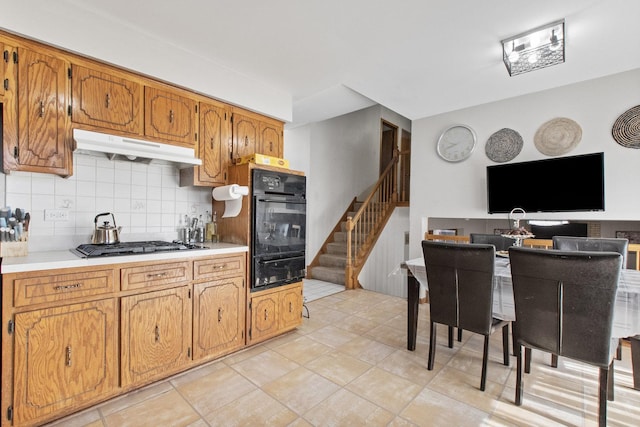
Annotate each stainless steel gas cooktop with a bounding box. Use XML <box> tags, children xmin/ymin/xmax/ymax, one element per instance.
<box><xmin>72</xmin><ymin>241</ymin><xmax>202</xmax><ymax>258</ymax></box>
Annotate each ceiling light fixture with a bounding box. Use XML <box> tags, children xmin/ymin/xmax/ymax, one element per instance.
<box><xmin>501</xmin><ymin>19</ymin><xmax>565</xmax><ymax>76</ymax></box>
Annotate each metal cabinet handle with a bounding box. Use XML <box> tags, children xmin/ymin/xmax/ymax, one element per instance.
<box><xmin>65</xmin><ymin>346</ymin><xmax>72</xmax><ymax>367</ymax></box>
<box><xmin>289</xmin><ymin>301</ymin><xmax>293</xmax><ymax>313</ymax></box>
<box><xmin>215</xmin><ymin>264</ymin><xmax>227</xmax><ymax>270</ymax></box>
<box><xmin>244</xmin><ymin>136</ymin><xmax>248</xmax><ymax>146</ymax></box>
<box><xmin>54</xmin><ymin>283</ymin><xmax>82</xmax><ymax>291</ymax></box>
<box><xmin>218</xmin><ymin>308</ymin><xmax>223</xmax><ymax>322</ymax></box>
<box><xmin>147</xmin><ymin>272</ymin><xmax>168</xmax><ymax>278</ymax></box>
<box><xmin>270</xmin><ymin>141</ymin><xmax>273</xmax><ymax>151</ymax></box>
<box><xmin>169</xmin><ymin>109</ymin><xmax>174</xmax><ymax>123</ymax></box>
<box><xmin>39</xmin><ymin>101</ymin><xmax>45</xmax><ymax>117</ymax></box>
<box><xmin>154</xmin><ymin>325</ymin><xmax>160</xmax><ymax>342</ymax></box>
<box><xmin>264</xmin><ymin>309</ymin><xmax>268</xmax><ymax>320</ymax></box>
<box><xmin>105</xmin><ymin>93</ymin><xmax>110</xmax><ymax>108</ymax></box>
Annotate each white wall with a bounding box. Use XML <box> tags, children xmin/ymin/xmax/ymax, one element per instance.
<box><xmin>359</xmin><ymin>207</ymin><xmax>409</xmax><ymax>298</ymax></box>
<box><xmin>409</xmin><ymin>68</ymin><xmax>640</xmax><ymax>259</ymax></box>
<box><xmin>0</xmin><ymin>8</ymin><xmax>291</xmax><ymax>122</ymax></box>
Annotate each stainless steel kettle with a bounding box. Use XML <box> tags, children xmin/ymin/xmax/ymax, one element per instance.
<box><xmin>91</xmin><ymin>212</ymin><xmax>122</xmax><ymax>244</ymax></box>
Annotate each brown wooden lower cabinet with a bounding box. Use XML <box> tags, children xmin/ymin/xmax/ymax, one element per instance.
<box><xmin>12</xmin><ymin>298</ymin><xmax>118</xmax><ymax>426</ymax></box>
<box><xmin>0</xmin><ymin>251</ymin><xmax>294</xmax><ymax>427</ymax></box>
<box><xmin>248</xmin><ymin>281</ymin><xmax>303</xmax><ymax>345</ymax></box>
<box><xmin>193</xmin><ymin>277</ymin><xmax>245</xmax><ymax>360</ymax></box>
<box><xmin>120</xmin><ymin>286</ymin><xmax>192</xmax><ymax>387</ymax></box>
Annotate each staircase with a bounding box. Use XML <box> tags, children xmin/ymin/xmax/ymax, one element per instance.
<box><xmin>307</xmin><ymin>156</ymin><xmax>399</xmax><ymax>288</ymax></box>
<box><xmin>307</xmin><ymin>201</ymin><xmax>365</xmax><ymax>285</ymax></box>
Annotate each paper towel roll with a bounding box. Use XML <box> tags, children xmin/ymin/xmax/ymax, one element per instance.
<box><xmin>212</xmin><ymin>184</ymin><xmax>249</xmax><ymax>218</ymax></box>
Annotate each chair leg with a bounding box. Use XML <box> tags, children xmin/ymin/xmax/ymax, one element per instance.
<box><xmin>616</xmin><ymin>338</ymin><xmax>622</xmax><ymax>361</ymax></box>
<box><xmin>524</xmin><ymin>347</ymin><xmax>532</xmax><ymax>374</ymax></box>
<box><xmin>481</xmin><ymin>335</ymin><xmax>489</xmax><ymax>391</ymax></box>
<box><xmin>502</xmin><ymin>324</ymin><xmax>510</xmax><ymax>366</ymax></box>
<box><xmin>599</xmin><ymin>367</ymin><xmax>609</xmax><ymax>427</ymax></box>
<box><xmin>428</xmin><ymin>320</ymin><xmax>436</xmax><ymax>370</ymax></box>
<box><xmin>448</xmin><ymin>326</ymin><xmax>454</xmax><ymax>348</ymax></box>
<box><xmin>457</xmin><ymin>328</ymin><xmax>462</xmax><ymax>342</ymax></box>
<box><xmin>607</xmin><ymin>359</ymin><xmax>615</xmax><ymax>402</ymax></box>
<box><xmin>515</xmin><ymin>344</ymin><xmax>523</xmax><ymax>406</ymax></box>
<box><xmin>551</xmin><ymin>353</ymin><xmax>558</xmax><ymax>368</ymax></box>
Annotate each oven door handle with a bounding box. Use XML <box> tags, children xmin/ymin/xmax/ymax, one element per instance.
<box><xmin>258</xmin><ymin>255</ymin><xmax>305</xmax><ymax>264</ymax></box>
<box><xmin>257</xmin><ymin>198</ymin><xmax>306</xmax><ymax>204</ymax></box>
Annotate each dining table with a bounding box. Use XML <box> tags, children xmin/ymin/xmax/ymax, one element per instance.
<box><xmin>403</xmin><ymin>255</ymin><xmax>640</xmax><ymax>390</ymax></box>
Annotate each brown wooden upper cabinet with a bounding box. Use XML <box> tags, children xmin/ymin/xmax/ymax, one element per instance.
<box><xmin>9</xmin><ymin>46</ymin><xmax>72</xmax><ymax>177</ymax></box>
<box><xmin>259</xmin><ymin>118</ymin><xmax>283</xmax><ymax>158</ymax></box>
<box><xmin>231</xmin><ymin>108</ymin><xmax>283</xmax><ymax>161</ymax></box>
<box><xmin>71</xmin><ymin>64</ymin><xmax>143</xmax><ymax>134</ymax></box>
<box><xmin>180</xmin><ymin>100</ymin><xmax>231</xmax><ymax>187</ymax></box>
<box><xmin>144</xmin><ymin>86</ymin><xmax>198</xmax><ymax>148</ymax></box>
<box><xmin>231</xmin><ymin>109</ymin><xmax>259</xmax><ymax>160</ymax></box>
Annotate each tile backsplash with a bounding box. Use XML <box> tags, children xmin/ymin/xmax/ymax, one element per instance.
<box><xmin>2</xmin><ymin>152</ymin><xmax>213</xmax><ymax>252</ymax></box>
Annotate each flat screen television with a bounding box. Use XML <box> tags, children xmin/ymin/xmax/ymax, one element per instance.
<box><xmin>486</xmin><ymin>152</ymin><xmax>605</xmax><ymax>214</ymax></box>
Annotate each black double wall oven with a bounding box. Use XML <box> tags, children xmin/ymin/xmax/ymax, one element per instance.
<box><xmin>251</xmin><ymin>169</ymin><xmax>306</xmax><ymax>291</ymax></box>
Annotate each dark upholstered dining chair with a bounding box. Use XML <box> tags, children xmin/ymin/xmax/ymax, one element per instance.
<box><xmin>553</xmin><ymin>235</ymin><xmax>629</xmax><ymax>361</ymax></box>
<box><xmin>470</xmin><ymin>233</ymin><xmax>515</xmax><ymax>252</ymax></box>
<box><xmin>508</xmin><ymin>247</ymin><xmax>622</xmax><ymax>427</ymax></box>
<box><xmin>552</xmin><ymin>235</ymin><xmax>629</xmax><ymax>267</ymax></box>
<box><xmin>421</xmin><ymin>240</ymin><xmax>510</xmax><ymax>391</ymax></box>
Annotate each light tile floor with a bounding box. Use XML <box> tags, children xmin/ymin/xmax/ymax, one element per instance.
<box><xmin>45</xmin><ymin>289</ymin><xmax>639</xmax><ymax>426</ymax></box>
<box><xmin>303</xmin><ymin>278</ymin><xmax>344</xmax><ymax>302</ymax></box>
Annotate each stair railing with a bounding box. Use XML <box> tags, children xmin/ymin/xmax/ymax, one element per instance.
<box><xmin>345</xmin><ymin>153</ymin><xmax>399</xmax><ymax>288</ymax></box>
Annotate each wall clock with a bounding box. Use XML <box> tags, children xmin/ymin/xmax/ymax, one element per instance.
<box><xmin>436</xmin><ymin>125</ymin><xmax>477</xmax><ymax>162</ymax></box>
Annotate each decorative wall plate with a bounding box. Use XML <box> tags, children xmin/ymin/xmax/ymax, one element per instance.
<box><xmin>485</xmin><ymin>128</ymin><xmax>523</xmax><ymax>162</ymax></box>
<box><xmin>534</xmin><ymin>117</ymin><xmax>582</xmax><ymax>156</ymax></box>
<box><xmin>612</xmin><ymin>105</ymin><xmax>640</xmax><ymax>148</ymax></box>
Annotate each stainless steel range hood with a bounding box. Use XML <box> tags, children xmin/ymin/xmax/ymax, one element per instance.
<box><xmin>73</xmin><ymin>129</ymin><xmax>202</xmax><ymax>168</ymax></box>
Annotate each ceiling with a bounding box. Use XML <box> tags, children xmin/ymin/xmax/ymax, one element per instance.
<box><xmin>4</xmin><ymin>0</ymin><xmax>640</xmax><ymax>128</ymax></box>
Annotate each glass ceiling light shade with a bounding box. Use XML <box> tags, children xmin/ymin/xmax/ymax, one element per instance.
<box><xmin>502</xmin><ymin>20</ymin><xmax>565</xmax><ymax>76</ymax></box>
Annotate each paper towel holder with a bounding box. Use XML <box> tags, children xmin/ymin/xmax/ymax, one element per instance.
<box><xmin>212</xmin><ymin>184</ymin><xmax>249</xmax><ymax>218</ymax></box>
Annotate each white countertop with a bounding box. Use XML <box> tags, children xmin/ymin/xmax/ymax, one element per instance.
<box><xmin>0</xmin><ymin>243</ymin><xmax>249</xmax><ymax>273</ymax></box>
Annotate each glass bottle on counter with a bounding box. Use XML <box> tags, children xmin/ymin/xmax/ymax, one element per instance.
<box><xmin>206</xmin><ymin>211</ymin><xmax>218</xmax><ymax>243</ymax></box>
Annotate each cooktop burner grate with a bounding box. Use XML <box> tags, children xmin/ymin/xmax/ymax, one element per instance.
<box><xmin>73</xmin><ymin>241</ymin><xmax>195</xmax><ymax>257</ymax></box>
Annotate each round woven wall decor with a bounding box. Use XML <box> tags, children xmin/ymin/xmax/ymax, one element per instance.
<box><xmin>485</xmin><ymin>128</ymin><xmax>523</xmax><ymax>162</ymax></box>
<box><xmin>612</xmin><ymin>105</ymin><xmax>640</xmax><ymax>148</ymax></box>
<box><xmin>534</xmin><ymin>117</ymin><xmax>582</xmax><ymax>156</ymax></box>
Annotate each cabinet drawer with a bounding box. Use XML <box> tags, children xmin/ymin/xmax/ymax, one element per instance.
<box><xmin>121</xmin><ymin>261</ymin><xmax>191</xmax><ymax>291</ymax></box>
<box><xmin>13</xmin><ymin>269</ymin><xmax>116</xmax><ymax>307</ymax></box>
<box><xmin>194</xmin><ymin>254</ymin><xmax>245</xmax><ymax>281</ymax></box>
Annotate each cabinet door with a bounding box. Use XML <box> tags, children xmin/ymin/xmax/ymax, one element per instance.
<box><xmin>258</xmin><ymin>120</ymin><xmax>283</xmax><ymax>158</ymax></box>
<box><xmin>0</xmin><ymin>41</ymin><xmax>6</xmax><ymax>97</ymax></box>
<box><xmin>193</xmin><ymin>277</ymin><xmax>245</xmax><ymax>360</ymax></box>
<box><xmin>13</xmin><ymin>299</ymin><xmax>117</xmax><ymax>425</ymax></box>
<box><xmin>71</xmin><ymin>64</ymin><xmax>142</xmax><ymax>134</ymax></box>
<box><xmin>16</xmin><ymin>47</ymin><xmax>71</xmax><ymax>176</ymax></box>
<box><xmin>196</xmin><ymin>101</ymin><xmax>231</xmax><ymax>186</ymax></box>
<box><xmin>121</xmin><ymin>287</ymin><xmax>192</xmax><ymax>387</ymax></box>
<box><xmin>1</xmin><ymin>42</ymin><xmax>18</xmax><ymax>174</ymax></box>
<box><xmin>144</xmin><ymin>86</ymin><xmax>197</xmax><ymax>148</ymax></box>
<box><xmin>279</xmin><ymin>283</ymin><xmax>303</xmax><ymax>330</ymax></box>
<box><xmin>249</xmin><ymin>291</ymin><xmax>279</xmax><ymax>343</ymax></box>
<box><xmin>231</xmin><ymin>112</ymin><xmax>259</xmax><ymax>160</ymax></box>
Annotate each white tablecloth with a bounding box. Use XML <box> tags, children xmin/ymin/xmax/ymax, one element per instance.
<box><xmin>404</xmin><ymin>256</ymin><xmax>640</xmax><ymax>341</ymax></box>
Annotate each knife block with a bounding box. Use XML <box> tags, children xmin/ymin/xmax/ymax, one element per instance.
<box><xmin>0</xmin><ymin>232</ymin><xmax>28</xmax><ymax>257</ymax></box>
